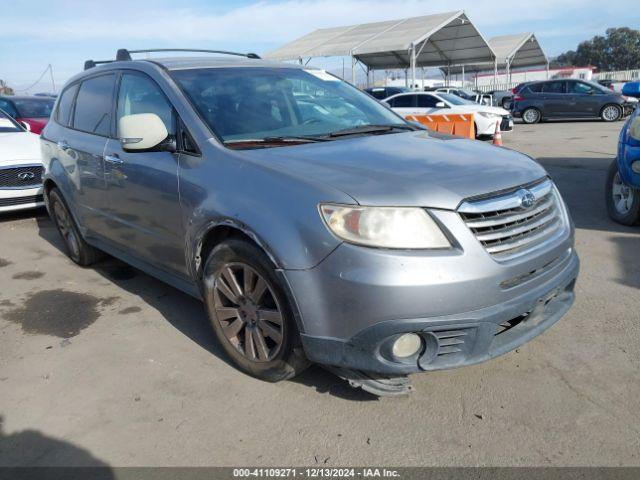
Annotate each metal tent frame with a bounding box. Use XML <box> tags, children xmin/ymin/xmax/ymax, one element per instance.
<box><xmin>264</xmin><ymin>11</ymin><xmax>497</xmax><ymax>89</ymax></box>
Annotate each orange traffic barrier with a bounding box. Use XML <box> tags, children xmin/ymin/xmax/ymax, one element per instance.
<box><xmin>405</xmin><ymin>114</ymin><xmax>475</xmax><ymax>139</ymax></box>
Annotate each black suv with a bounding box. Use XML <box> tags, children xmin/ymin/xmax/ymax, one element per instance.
<box><xmin>364</xmin><ymin>86</ymin><xmax>409</xmax><ymax>100</ymax></box>
<box><xmin>511</xmin><ymin>79</ymin><xmax>632</xmax><ymax>124</ymax></box>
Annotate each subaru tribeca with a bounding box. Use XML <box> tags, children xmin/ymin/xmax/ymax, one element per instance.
<box><xmin>40</xmin><ymin>49</ymin><xmax>579</xmax><ymax>395</ymax></box>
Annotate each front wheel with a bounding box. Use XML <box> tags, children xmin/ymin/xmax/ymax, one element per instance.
<box><xmin>202</xmin><ymin>239</ymin><xmax>309</xmax><ymax>382</ymax></box>
<box><xmin>601</xmin><ymin>104</ymin><xmax>622</xmax><ymax>122</ymax></box>
<box><xmin>606</xmin><ymin>160</ymin><xmax>640</xmax><ymax>225</ymax></box>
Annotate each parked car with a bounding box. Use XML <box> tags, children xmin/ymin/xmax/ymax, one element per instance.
<box><xmin>511</xmin><ymin>79</ymin><xmax>633</xmax><ymax>124</ymax></box>
<box><xmin>486</xmin><ymin>90</ymin><xmax>513</xmax><ymax>109</ymax></box>
<box><xmin>0</xmin><ymin>109</ymin><xmax>44</xmax><ymax>213</ymax></box>
<box><xmin>606</xmin><ymin>81</ymin><xmax>640</xmax><ymax>225</ymax></box>
<box><xmin>433</xmin><ymin>87</ymin><xmax>478</xmax><ymax>101</ymax></box>
<box><xmin>0</xmin><ymin>95</ymin><xmax>55</xmax><ymax>134</ymax></box>
<box><xmin>41</xmin><ymin>49</ymin><xmax>578</xmax><ymax>395</ymax></box>
<box><xmin>364</xmin><ymin>86</ymin><xmax>409</xmax><ymax>100</ymax></box>
<box><xmin>384</xmin><ymin>91</ymin><xmax>513</xmax><ymax>137</ymax></box>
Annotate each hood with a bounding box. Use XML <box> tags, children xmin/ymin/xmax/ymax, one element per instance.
<box><xmin>0</xmin><ymin>131</ymin><xmax>42</xmax><ymax>165</ymax></box>
<box><xmin>239</xmin><ymin>130</ymin><xmax>547</xmax><ymax>210</ymax></box>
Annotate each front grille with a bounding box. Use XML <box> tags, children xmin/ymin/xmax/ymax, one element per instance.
<box><xmin>500</xmin><ymin>115</ymin><xmax>513</xmax><ymax>131</ymax></box>
<box><xmin>0</xmin><ymin>165</ymin><xmax>43</xmax><ymax>188</ymax></box>
<box><xmin>459</xmin><ymin>179</ymin><xmax>565</xmax><ymax>261</ymax></box>
<box><xmin>0</xmin><ymin>194</ymin><xmax>43</xmax><ymax>207</ymax></box>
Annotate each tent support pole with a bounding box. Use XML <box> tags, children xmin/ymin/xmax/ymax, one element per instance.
<box><xmin>410</xmin><ymin>43</ymin><xmax>417</xmax><ymax>91</ymax></box>
<box><xmin>493</xmin><ymin>59</ymin><xmax>498</xmax><ymax>89</ymax></box>
<box><xmin>546</xmin><ymin>59</ymin><xmax>549</xmax><ymax>80</ymax></box>
<box><xmin>351</xmin><ymin>55</ymin><xmax>356</xmax><ymax>85</ymax></box>
<box><xmin>461</xmin><ymin>65</ymin><xmax>465</xmax><ymax>87</ymax></box>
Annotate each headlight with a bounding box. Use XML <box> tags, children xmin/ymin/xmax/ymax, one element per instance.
<box><xmin>320</xmin><ymin>204</ymin><xmax>451</xmax><ymax>249</ymax></box>
<box><xmin>477</xmin><ymin>112</ymin><xmax>502</xmax><ymax>119</ymax></box>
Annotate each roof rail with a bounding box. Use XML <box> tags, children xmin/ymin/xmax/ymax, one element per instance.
<box><xmin>116</xmin><ymin>48</ymin><xmax>261</xmax><ymax>60</ymax></box>
<box><xmin>85</xmin><ymin>48</ymin><xmax>261</xmax><ymax>70</ymax></box>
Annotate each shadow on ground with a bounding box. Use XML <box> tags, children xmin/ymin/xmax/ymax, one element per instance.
<box><xmin>0</xmin><ymin>415</ymin><xmax>113</xmax><ymax>473</ymax></box>
<box><xmin>34</xmin><ymin>216</ymin><xmax>372</xmax><ymax>401</ymax></box>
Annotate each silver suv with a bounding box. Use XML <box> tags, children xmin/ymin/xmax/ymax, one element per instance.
<box><xmin>40</xmin><ymin>49</ymin><xmax>579</xmax><ymax>394</ymax></box>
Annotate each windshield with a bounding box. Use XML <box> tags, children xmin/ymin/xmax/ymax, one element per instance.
<box><xmin>13</xmin><ymin>98</ymin><xmax>54</xmax><ymax>118</ymax></box>
<box><xmin>438</xmin><ymin>93</ymin><xmax>475</xmax><ymax>106</ymax></box>
<box><xmin>171</xmin><ymin>67</ymin><xmax>407</xmax><ymax>144</ymax></box>
<box><xmin>458</xmin><ymin>89</ymin><xmax>477</xmax><ymax>98</ymax></box>
<box><xmin>0</xmin><ymin>110</ymin><xmax>23</xmax><ymax>133</ymax></box>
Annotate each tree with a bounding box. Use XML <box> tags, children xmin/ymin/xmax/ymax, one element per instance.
<box><xmin>0</xmin><ymin>79</ymin><xmax>14</xmax><ymax>95</ymax></box>
<box><xmin>552</xmin><ymin>28</ymin><xmax>640</xmax><ymax>70</ymax></box>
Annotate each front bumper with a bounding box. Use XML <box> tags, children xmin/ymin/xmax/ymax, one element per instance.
<box><xmin>0</xmin><ymin>186</ymin><xmax>44</xmax><ymax>213</ymax></box>
<box><xmin>283</xmin><ymin>206</ymin><xmax>578</xmax><ymax>375</ymax></box>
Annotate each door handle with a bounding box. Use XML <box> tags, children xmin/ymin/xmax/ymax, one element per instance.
<box><xmin>104</xmin><ymin>154</ymin><xmax>124</xmax><ymax>165</ymax></box>
<box><xmin>57</xmin><ymin>140</ymin><xmax>69</xmax><ymax>151</ymax></box>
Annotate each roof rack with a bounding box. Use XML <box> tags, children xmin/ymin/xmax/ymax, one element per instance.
<box><xmin>85</xmin><ymin>48</ymin><xmax>261</xmax><ymax>70</ymax></box>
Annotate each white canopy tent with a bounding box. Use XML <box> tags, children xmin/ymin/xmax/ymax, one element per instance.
<box><xmin>265</xmin><ymin>11</ymin><xmax>496</xmax><ymax>88</ymax></box>
<box><xmin>446</xmin><ymin>33</ymin><xmax>548</xmax><ymax>85</ymax></box>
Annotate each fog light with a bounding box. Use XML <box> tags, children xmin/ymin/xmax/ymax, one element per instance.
<box><xmin>632</xmin><ymin>161</ymin><xmax>640</xmax><ymax>174</ymax></box>
<box><xmin>392</xmin><ymin>333</ymin><xmax>422</xmax><ymax>358</ymax></box>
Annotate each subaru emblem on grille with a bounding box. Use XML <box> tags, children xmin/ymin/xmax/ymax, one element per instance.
<box><xmin>517</xmin><ymin>189</ymin><xmax>536</xmax><ymax>209</ymax></box>
<box><xmin>17</xmin><ymin>171</ymin><xmax>35</xmax><ymax>181</ymax></box>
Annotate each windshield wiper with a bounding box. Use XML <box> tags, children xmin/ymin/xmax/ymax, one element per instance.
<box><xmin>224</xmin><ymin>135</ymin><xmax>330</xmax><ymax>147</ymax></box>
<box><xmin>327</xmin><ymin>124</ymin><xmax>417</xmax><ymax>138</ymax></box>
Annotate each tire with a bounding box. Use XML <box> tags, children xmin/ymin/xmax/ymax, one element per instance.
<box><xmin>606</xmin><ymin>160</ymin><xmax>640</xmax><ymax>225</ymax></box>
<box><xmin>600</xmin><ymin>104</ymin><xmax>622</xmax><ymax>122</ymax></box>
<box><xmin>522</xmin><ymin>107</ymin><xmax>541</xmax><ymax>124</ymax></box>
<box><xmin>48</xmin><ymin>188</ymin><xmax>102</xmax><ymax>266</ymax></box>
<box><xmin>202</xmin><ymin>239</ymin><xmax>309</xmax><ymax>382</ymax></box>
<box><xmin>501</xmin><ymin>97</ymin><xmax>511</xmax><ymax>109</ymax></box>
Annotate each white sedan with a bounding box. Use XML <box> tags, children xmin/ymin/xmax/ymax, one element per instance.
<box><xmin>0</xmin><ymin>109</ymin><xmax>44</xmax><ymax>213</ymax></box>
<box><xmin>384</xmin><ymin>91</ymin><xmax>513</xmax><ymax>137</ymax></box>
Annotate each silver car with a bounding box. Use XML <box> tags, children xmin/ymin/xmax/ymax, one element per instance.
<box><xmin>40</xmin><ymin>49</ymin><xmax>579</xmax><ymax>395</ymax></box>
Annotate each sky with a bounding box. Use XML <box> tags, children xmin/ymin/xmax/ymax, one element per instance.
<box><xmin>0</xmin><ymin>0</ymin><xmax>638</xmax><ymax>93</ymax></box>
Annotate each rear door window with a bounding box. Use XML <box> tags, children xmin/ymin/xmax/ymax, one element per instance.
<box><xmin>56</xmin><ymin>84</ymin><xmax>79</xmax><ymax>127</ymax></box>
<box><xmin>542</xmin><ymin>81</ymin><xmax>566</xmax><ymax>94</ymax></box>
<box><xmin>390</xmin><ymin>95</ymin><xmax>416</xmax><ymax>108</ymax></box>
<box><xmin>0</xmin><ymin>99</ymin><xmax>18</xmax><ymax>117</ymax></box>
<box><xmin>73</xmin><ymin>74</ymin><xmax>116</xmax><ymax>136</ymax></box>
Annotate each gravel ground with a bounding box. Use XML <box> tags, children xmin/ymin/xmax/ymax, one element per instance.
<box><xmin>0</xmin><ymin>120</ymin><xmax>639</xmax><ymax>467</ymax></box>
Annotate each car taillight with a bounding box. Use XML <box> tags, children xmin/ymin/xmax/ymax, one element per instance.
<box><xmin>513</xmin><ymin>94</ymin><xmax>524</xmax><ymax>101</ymax></box>
<box><xmin>511</xmin><ymin>87</ymin><xmax>517</xmax><ymax>94</ymax></box>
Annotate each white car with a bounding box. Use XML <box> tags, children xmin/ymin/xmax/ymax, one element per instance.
<box><xmin>385</xmin><ymin>91</ymin><xmax>513</xmax><ymax>137</ymax></box>
<box><xmin>0</xmin><ymin>109</ymin><xmax>44</xmax><ymax>213</ymax></box>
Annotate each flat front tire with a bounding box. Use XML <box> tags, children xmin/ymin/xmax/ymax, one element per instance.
<box><xmin>606</xmin><ymin>160</ymin><xmax>640</xmax><ymax>225</ymax></box>
<box><xmin>202</xmin><ymin>239</ymin><xmax>309</xmax><ymax>382</ymax></box>
<box><xmin>48</xmin><ymin>188</ymin><xmax>101</xmax><ymax>266</ymax></box>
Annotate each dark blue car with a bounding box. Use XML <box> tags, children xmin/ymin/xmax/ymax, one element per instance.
<box><xmin>606</xmin><ymin>82</ymin><xmax>640</xmax><ymax>225</ymax></box>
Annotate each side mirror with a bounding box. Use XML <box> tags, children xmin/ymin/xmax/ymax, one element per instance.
<box><xmin>435</xmin><ymin>101</ymin><xmax>447</xmax><ymax>108</ymax></box>
<box><xmin>20</xmin><ymin>121</ymin><xmax>31</xmax><ymax>132</ymax></box>
<box><xmin>118</xmin><ymin>113</ymin><xmax>172</xmax><ymax>152</ymax></box>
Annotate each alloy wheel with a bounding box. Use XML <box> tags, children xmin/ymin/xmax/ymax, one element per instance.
<box><xmin>211</xmin><ymin>263</ymin><xmax>284</xmax><ymax>362</ymax></box>
<box><xmin>523</xmin><ymin>109</ymin><xmax>539</xmax><ymax>124</ymax></box>
<box><xmin>611</xmin><ymin>171</ymin><xmax>635</xmax><ymax>214</ymax></box>
<box><xmin>602</xmin><ymin>105</ymin><xmax>620</xmax><ymax>122</ymax></box>
<box><xmin>53</xmin><ymin>201</ymin><xmax>80</xmax><ymax>258</ymax></box>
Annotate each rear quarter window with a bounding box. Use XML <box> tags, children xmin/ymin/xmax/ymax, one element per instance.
<box><xmin>526</xmin><ymin>83</ymin><xmax>543</xmax><ymax>93</ymax></box>
<box><xmin>56</xmin><ymin>84</ymin><xmax>79</xmax><ymax>127</ymax></box>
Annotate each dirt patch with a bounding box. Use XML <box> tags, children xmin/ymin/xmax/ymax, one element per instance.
<box><xmin>119</xmin><ymin>306</ymin><xmax>142</xmax><ymax>315</ymax></box>
<box><xmin>12</xmin><ymin>271</ymin><xmax>45</xmax><ymax>280</ymax></box>
<box><xmin>2</xmin><ymin>290</ymin><xmax>116</xmax><ymax>338</ymax></box>
<box><xmin>0</xmin><ymin>258</ymin><xmax>11</xmax><ymax>268</ymax></box>
<box><xmin>0</xmin><ymin>299</ymin><xmax>15</xmax><ymax>307</ymax></box>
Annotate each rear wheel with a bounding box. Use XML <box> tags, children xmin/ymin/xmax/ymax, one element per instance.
<box><xmin>48</xmin><ymin>188</ymin><xmax>101</xmax><ymax>266</ymax></box>
<box><xmin>601</xmin><ymin>104</ymin><xmax>622</xmax><ymax>122</ymax></box>
<box><xmin>202</xmin><ymin>239</ymin><xmax>309</xmax><ymax>382</ymax></box>
<box><xmin>606</xmin><ymin>160</ymin><xmax>640</xmax><ymax>225</ymax></box>
<box><xmin>522</xmin><ymin>107</ymin><xmax>541</xmax><ymax>124</ymax></box>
